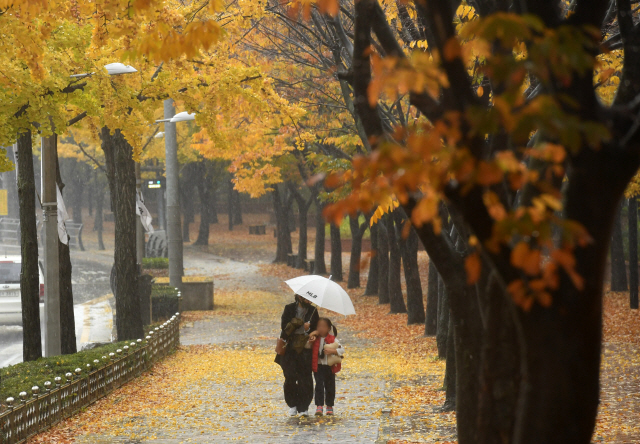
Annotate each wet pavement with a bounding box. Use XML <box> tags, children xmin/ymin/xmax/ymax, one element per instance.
<box><xmin>0</xmin><ymin>246</ymin><xmax>114</xmax><ymax>366</ymax></box>
<box><xmin>63</xmin><ymin>248</ymin><xmax>387</xmax><ymax>444</ymax></box>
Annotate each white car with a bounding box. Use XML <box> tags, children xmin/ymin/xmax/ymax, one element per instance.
<box><xmin>0</xmin><ymin>256</ymin><xmax>44</xmax><ymax>325</ymax></box>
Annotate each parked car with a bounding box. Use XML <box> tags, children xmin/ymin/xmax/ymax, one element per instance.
<box><xmin>0</xmin><ymin>256</ymin><xmax>44</xmax><ymax>325</ymax></box>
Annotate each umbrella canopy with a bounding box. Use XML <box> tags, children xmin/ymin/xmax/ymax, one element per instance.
<box><xmin>285</xmin><ymin>275</ymin><xmax>356</xmax><ymax>316</ymax></box>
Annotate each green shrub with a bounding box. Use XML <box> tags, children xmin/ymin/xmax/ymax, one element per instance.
<box><xmin>0</xmin><ymin>319</ymin><xmax>168</xmax><ymax>406</ymax></box>
<box><xmin>152</xmin><ymin>284</ymin><xmax>180</xmax><ymax>321</ymax></box>
<box><xmin>151</xmin><ymin>284</ymin><xmax>179</xmax><ymax>298</ymax></box>
<box><xmin>1</xmin><ymin>340</ymin><xmax>131</xmax><ymax>404</ymax></box>
<box><xmin>143</xmin><ymin>257</ymin><xmax>169</xmax><ymax>269</ymax></box>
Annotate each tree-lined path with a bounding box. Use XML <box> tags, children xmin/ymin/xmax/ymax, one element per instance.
<box><xmin>33</xmin><ymin>248</ymin><xmax>391</xmax><ymax>443</ymax></box>
<box><xmin>24</xmin><ymin>234</ymin><xmax>640</xmax><ymax>444</ymax></box>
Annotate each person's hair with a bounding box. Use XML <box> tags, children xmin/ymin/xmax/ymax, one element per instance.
<box><xmin>295</xmin><ymin>294</ymin><xmax>309</xmax><ymax>305</ymax></box>
<box><xmin>317</xmin><ymin>317</ymin><xmax>338</xmax><ymax>337</ymax></box>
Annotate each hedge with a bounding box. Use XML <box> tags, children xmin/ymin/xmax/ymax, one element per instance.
<box><xmin>151</xmin><ymin>284</ymin><xmax>180</xmax><ymax>322</ymax></box>
<box><xmin>142</xmin><ymin>257</ymin><xmax>169</xmax><ymax>269</ymax></box>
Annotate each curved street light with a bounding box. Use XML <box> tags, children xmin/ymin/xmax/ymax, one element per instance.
<box><xmin>69</xmin><ymin>62</ymin><xmax>138</xmax><ymax>79</ymax></box>
<box><xmin>169</xmin><ymin>112</ymin><xmax>196</xmax><ymax>123</ymax></box>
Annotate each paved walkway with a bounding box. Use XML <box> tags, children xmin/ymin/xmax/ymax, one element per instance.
<box><xmin>56</xmin><ymin>249</ymin><xmax>387</xmax><ymax>443</ymax></box>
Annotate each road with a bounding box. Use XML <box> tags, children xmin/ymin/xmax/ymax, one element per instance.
<box><xmin>0</xmin><ymin>245</ymin><xmax>114</xmax><ymax>367</ymax></box>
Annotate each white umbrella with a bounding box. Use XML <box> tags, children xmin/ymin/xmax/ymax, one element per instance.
<box><xmin>285</xmin><ymin>275</ymin><xmax>356</xmax><ymax>316</ymax></box>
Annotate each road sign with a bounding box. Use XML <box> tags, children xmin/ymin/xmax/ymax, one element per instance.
<box><xmin>145</xmin><ymin>179</ymin><xmax>164</xmax><ymax>190</ymax></box>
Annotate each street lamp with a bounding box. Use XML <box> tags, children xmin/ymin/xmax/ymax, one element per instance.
<box><xmin>154</xmin><ymin>104</ymin><xmax>196</xmax><ymax>290</ymax></box>
<box><xmin>41</xmin><ymin>62</ymin><xmax>138</xmax><ymax>358</ymax></box>
<box><xmin>69</xmin><ymin>63</ymin><xmax>138</xmax><ymax>79</ymax></box>
<box><xmin>170</xmin><ymin>112</ymin><xmax>196</xmax><ymax>122</ymax></box>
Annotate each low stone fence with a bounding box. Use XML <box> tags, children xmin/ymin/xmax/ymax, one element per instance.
<box><xmin>0</xmin><ymin>314</ymin><xmax>181</xmax><ymax>444</ymax></box>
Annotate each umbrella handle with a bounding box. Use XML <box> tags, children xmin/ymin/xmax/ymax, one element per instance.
<box><xmin>307</xmin><ymin>307</ymin><xmax>318</xmax><ymax>328</ymax></box>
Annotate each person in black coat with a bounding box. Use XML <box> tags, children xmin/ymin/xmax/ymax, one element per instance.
<box><xmin>276</xmin><ymin>294</ymin><xmax>319</xmax><ymax>416</ymax></box>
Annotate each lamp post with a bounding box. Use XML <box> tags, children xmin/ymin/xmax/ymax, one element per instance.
<box><xmin>41</xmin><ymin>130</ymin><xmax>60</xmax><ymax>357</ymax></box>
<box><xmin>42</xmin><ymin>62</ymin><xmax>138</xmax><ymax>357</ymax></box>
<box><xmin>156</xmin><ymin>105</ymin><xmax>195</xmax><ymax>290</ymax></box>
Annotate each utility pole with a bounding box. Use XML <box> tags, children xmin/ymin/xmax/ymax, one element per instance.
<box><xmin>163</xmin><ymin>99</ymin><xmax>183</xmax><ymax>289</ymax></box>
<box><xmin>41</xmin><ymin>133</ymin><xmax>61</xmax><ymax>357</ymax></box>
<box><xmin>135</xmin><ymin>162</ymin><xmax>144</xmax><ymax>271</ymax></box>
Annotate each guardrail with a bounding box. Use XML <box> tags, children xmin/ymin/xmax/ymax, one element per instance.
<box><xmin>0</xmin><ymin>313</ymin><xmax>181</xmax><ymax>444</ymax></box>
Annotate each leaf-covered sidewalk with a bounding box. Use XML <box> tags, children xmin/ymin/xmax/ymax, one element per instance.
<box><xmin>30</xmin><ymin>253</ymin><xmax>446</xmax><ymax>443</ymax></box>
<box><xmin>28</xmin><ymin>248</ymin><xmax>640</xmax><ymax>443</ymax></box>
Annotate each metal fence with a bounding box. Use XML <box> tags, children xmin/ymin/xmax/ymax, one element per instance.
<box><xmin>0</xmin><ymin>313</ymin><xmax>181</xmax><ymax>444</ymax></box>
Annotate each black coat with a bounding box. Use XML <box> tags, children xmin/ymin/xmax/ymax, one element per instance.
<box><xmin>275</xmin><ymin>302</ymin><xmax>319</xmax><ymax>365</ymax></box>
<box><xmin>280</xmin><ymin>302</ymin><xmax>319</xmax><ymax>337</ymax></box>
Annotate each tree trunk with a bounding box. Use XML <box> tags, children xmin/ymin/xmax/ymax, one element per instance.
<box><xmin>441</xmin><ymin>311</ymin><xmax>456</xmax><ymax>411</ymax></box>
<box><xmin>410</xmin><ymin>211</ymin><xmax>485</xmax><ymax>443</ymax></box>
<box><xmin>94</xmin><ymin>172</ymin><xmax>105</xmax><ymax>251</ymax></box>
<box><xmin>476</xmin><ymin>274</ymin><xmax>520</xmax><ymax>444</ymax></box>
<box><xmin>314</xmin><ymin>199</ymin><xmax>327</xmax><ymax>275</ymax></box>
<box><xmin>210</xmin><ymin>188</ymin><xmax>219</xmax><ymax>223</ymax></box>
<box><xmin>273</xmin><ymin>185</ymin><xmax>292</xmax><ymax>263</ymax></box>
<box><xmin>295</xmin><ymin>197</ymin><xmax>310</xmax><ymax>269</ymax></box>
<box><xmin>377</xmin><ymin>220</ymin><xmax>390</xmax><ymax>304</ymax></box>
<box><xmin>6</xmin><ymin>145</ymin><xmax>19</xmax><ymax>218</ymax></box>
<box><xmin>227</xmin><ymin>179</ymin><xmax>234</xmax><ymax>231</ymax></box>
<box><xmin>72</xmin><ymin>177</ymin><xmax>83</xmax><ymax>224</ymax></box>
<box><xmin>451</xmin><ymin>284</ymin><xmax>484</xmax><ymax>444</ymax></box>
<box><xmin>101</xmin><ymin>127</ymin><xmax>143</xmax><ymax>341</ymax></box>
<box><xmin>399</xmin><ymin>223</ymin><xmax>424</xmax><ymax>324</ymax></box>
<box><xmin>364</xmin><ymin>221</ymin><xmax>379</xmax><ymax>295</ymax></box>
<box><xmin>387</xmin><ymin>213</ymin><xmax>407</xmax><ymax>314</ymax></box>
<box><xmin>181</xmin><ymin>176</ymin><xmax>194</xmax><ymax>243</ymax></box>
<box><xmin>610</xmin><ymin>201</ymin><xmax>628</xmax><ymax>291</ymax></box>
<box><xmin>629</xmin><ymin>197</ymin><xmax>638</xmax><ymax>309</ymax></box>
<box><xmin>330</xmin><ymin>222</ymin><xmax>343</xmax><ymax>281</ymax></box>
<box><xmin>511</xmin><ymin>150</ymin><xmax>630</xmax><ymax>443</ymax></box>
<box><xmin>347</xmin><ymin>214</ymin><xmax>364</xmax><ymax>288</ymax></box>
<box><xmin>233</xmin><ymin>189</ymin><xmax>242</xmax><ymax>225</ymax></box>
<box><xmin>88</xmin><ymin>176</ymin><xmax>93</xmax><ymax>217</ymax></box>
<box><xmin>194</xmin><ymin>165</ymin><xmax>211</xmax><ymax>246</ymax></box>
<box><xmin>17</xmin><ymin>130</ymin><xmax>42</xmax><ymax>362</ymax></box>
<box><xmin>425</xmin><ymin>260</ymin><xmax>439</xmax><ymax>335</ymax></box>
<box><xmin>436</xmin><ymin>274</ymin><xmax>449</xmax><ymax>359</ymax></box>
<box><xmin>55</xmin><ymin>146</ymin><xmax>77</xmax><ymax>355</ymax></box>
